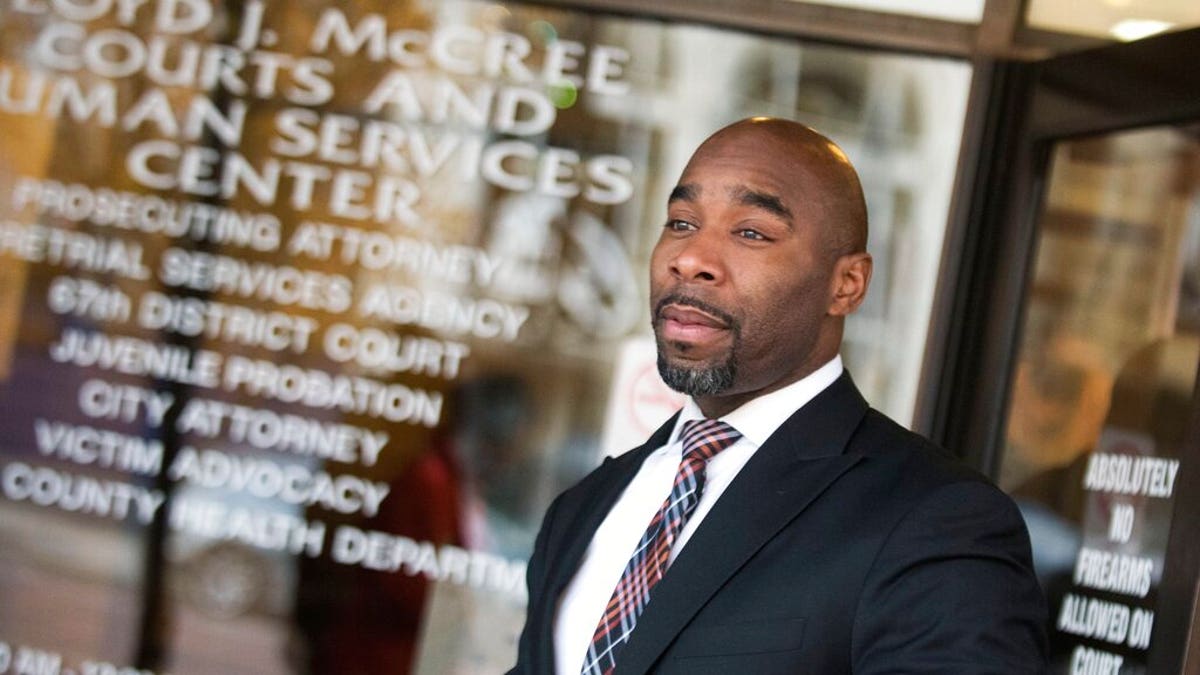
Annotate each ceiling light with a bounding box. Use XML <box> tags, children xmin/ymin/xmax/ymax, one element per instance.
<box><xmin>1109</xmin><ymin>18</ymin><xmax>1175</xmax><ymax>42</ymax></box>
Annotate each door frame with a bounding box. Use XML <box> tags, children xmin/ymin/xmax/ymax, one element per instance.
<box><xmin>922</xmin><ymin>26</ymin><xmax>1200</xmax><ymax>673</ymax></box>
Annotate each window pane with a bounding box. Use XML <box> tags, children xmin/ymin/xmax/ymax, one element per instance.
<box><xmin>794</xmin><ymin>0</ymin><xmax>983</xmax><ymax>23</ymax></box>
<box><xmin>0</xmin><ymin>1</ymin><xmax>970</xmax><ymax>672</ymax></box>
<box><xmin>999</xmin><ymin>126</ymin><xmax>1200</xmax><ymax>672</ymax></box>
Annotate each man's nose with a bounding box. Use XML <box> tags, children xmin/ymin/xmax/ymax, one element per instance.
<box><xmin>669</xmin><ymin>230</ymin><xmax>724</xmax><ymax>284</ymax></box>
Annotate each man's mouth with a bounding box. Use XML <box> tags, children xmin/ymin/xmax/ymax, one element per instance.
<box><xmin>655</xmin><ymin>297</ymin><xmax>735</xmax><ymax>345</ymax></box>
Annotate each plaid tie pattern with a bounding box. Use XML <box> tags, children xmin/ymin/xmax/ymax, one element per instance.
<box><xmin>581</xmin><ymin>418</ymin><xmax>742</xmax><ymax>675</ymax></box>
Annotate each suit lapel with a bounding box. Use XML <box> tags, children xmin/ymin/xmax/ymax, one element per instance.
<box><xmin>615</xmin><ymin>374</ymin><xmax>870</xmax><ymax>675</ymax></box>
<box><xmin>543</xmin><ymin>413</ymin><xmax>681</xmax><ymax>599</ymax></box>
<box><xmin>531</xmin><ymin>415</ymin><xmax>679</xmax><ymax>674</ymax></box>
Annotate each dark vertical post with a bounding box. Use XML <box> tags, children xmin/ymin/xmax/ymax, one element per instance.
<box><xmin>132</xmin><ymin>1</ymin><xmax>247</xmax><ymax>667</ymax></box>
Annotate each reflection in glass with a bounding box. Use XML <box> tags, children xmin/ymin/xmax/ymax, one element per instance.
<box><xmin>0</xmin><ymin>1</ymin><xmax>969</xmax><ymax>673</ymax></box>
<box><xmin>1000</xmin><ymin>126</ymin><xmax>1200</xmax><ymax>673</ymax></box>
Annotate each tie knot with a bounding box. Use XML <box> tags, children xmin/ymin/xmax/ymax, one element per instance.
<box><xmin>680</xmin><ymin>418</ymin><xmax>741</xmax><ymax>462</ymax></box>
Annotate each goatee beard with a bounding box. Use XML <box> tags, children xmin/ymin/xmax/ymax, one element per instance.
<box><xmin>652</xmin><ymin>293</ymin><xmax>739</xmax><ymax>396</ymax></box>
<box><xmin>656</xmin><ymin>346</ymin><xmax>737</xmax><ymax>396</ymax></box>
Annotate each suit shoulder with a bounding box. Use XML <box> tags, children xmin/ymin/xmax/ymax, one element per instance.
<box><xmin>839</xmin><ymin>410</ymin><xmax>1033</xmax><ymax>563</ymax></box>
<box><xmin>850</xmin><ymin>408</ymin><xmax>994</xmax><ymax>491</ymax></box>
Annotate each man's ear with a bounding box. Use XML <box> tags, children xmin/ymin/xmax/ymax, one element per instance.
<box><xmin>828</xmin><ymin>252</ymin><xmax>872</xmax><ymax>317</ymax></box>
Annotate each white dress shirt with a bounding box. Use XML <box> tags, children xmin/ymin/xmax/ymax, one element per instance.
<box><xmin>552</xmin><ymin>356</ymin><xmax>844</xmax><ymax>674</ymax></box>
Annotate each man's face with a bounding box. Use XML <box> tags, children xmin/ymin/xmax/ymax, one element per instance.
<box><xmin>650</xmin><ymin>131</ymin><xmax>838</xmax><ymax>406</ymax></box>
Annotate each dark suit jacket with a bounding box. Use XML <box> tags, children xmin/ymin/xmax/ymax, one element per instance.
<box><xmin>509</xmin><ymin>373</ymin><xmax>1048</xmax><ymax>674</ymax></box>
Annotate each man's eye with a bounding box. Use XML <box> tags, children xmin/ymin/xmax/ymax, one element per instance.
<box><xmin>737</xmin><ymin>229</ymin><xmax>767</xmax><ymax>241</ymax></box>
<box><xmin>666</xmin><ymin>220</ymin><xmax>695</xmax><ymax>231</ymax></box>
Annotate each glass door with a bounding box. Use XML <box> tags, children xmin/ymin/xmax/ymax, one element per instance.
<box><xmin>928</xmin><ymin>27</ymin><xmax>1200</xmax><ymax>675</ymax></box>
<box><xmin>1003</xmin><ymin>124</ymin><xmax>1200</xmax><ymax>674</ymax></box>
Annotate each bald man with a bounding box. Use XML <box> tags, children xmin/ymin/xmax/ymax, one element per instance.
<box><xmin>508</xmin><ymin>119</ymin><xmax>1047</xmax><ymax>674</ymax></box>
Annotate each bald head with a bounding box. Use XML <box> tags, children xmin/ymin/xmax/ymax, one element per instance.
<box><xmin>687</xmin><ymin>118</ymin><xmax>868</xmax><ymax>257</ymax></box>
<box><xmin>652</xmin><ymin>117</ymin><xmax>875</xmax><ymax>415</ymax></box>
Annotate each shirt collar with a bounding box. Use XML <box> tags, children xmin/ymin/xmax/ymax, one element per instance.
<box><xmin>670</xmin><ymin>355</ymin><xmax>844</xmax><ymax>449</ymax></box>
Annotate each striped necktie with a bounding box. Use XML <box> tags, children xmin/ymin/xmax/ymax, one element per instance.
<box><xmin>581</xmin><ymin>418</ymin><xmax>742</xmax><ymax>675</ymax></box>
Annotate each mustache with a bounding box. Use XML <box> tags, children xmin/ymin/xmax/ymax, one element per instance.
<box><xmin>654</xmin><ymin>293</ymin><xmax>738</xmax><ymax>328</ymax></box>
